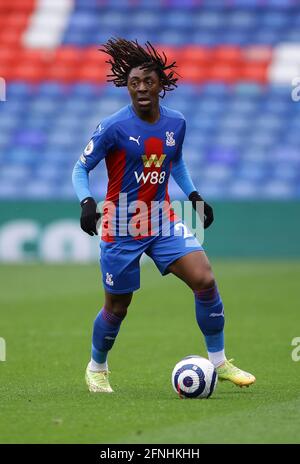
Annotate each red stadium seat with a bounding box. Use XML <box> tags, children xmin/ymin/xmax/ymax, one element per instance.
<box><xmin>155</xmin><ymin>45</ymin><xmax>179</xmax><ymax>66</ymax></box>
<box><xmin>0</xmin><ymin>56</ymin><xmax>16</xmax><ymax>78</ymax></box>
<box><xmin>241</xmin><ymin>63</ymin><xmax>268</xmax><ymax>84</ymax></box>
<box><xmin>0</xmin><ymin>27</ymin><xmax>23</xmax><ymax>47</ymax></box>
<box><xmin>18</xmin><ymin>48</ymin><xmax>50</xmax><ymax>62</ymax></box>
<box><xmin>210</xmin><ymin>63</ymin><xmax>240</xmax><ymax>83</ymax></box>
<box><xmin>8</xmin><ymin>0</ymin><xmax>35</xmax><ymax>12</ymax></box>
<box><xmin>180</xmin><ymin>46</ymin><xmax>211</xmax><ymax>64</ymax></box>
<box><xmin>243</xmin><ymin>45</ymin><xmax>273</xmax><ymax>63</ymax></box>
<box><xmin>0</xmin><ymin>62</ymin><xmax>15</xmax><ymax>81</ymax></box>
<box><xmin>47</xmin><ymin>63</ymin><xmax>78</xmax><ymax>83</ymax></box>
<box><xmin>5</xmin><ymin>12</ymin><xmax>29</xmax><ymax>30</ymax></box>
<box><xmin>0</xmin><ymin>15</ymin><xmax>7</xmax><ymax>29</ymax></box>
<box><xmin>77</xmin><ymin>64</ymin><xmax>109</xmax><ymax>84</ymax></box>
<box><xmin>212</xmin><ymin>45</ymin><xmax>242</xmax><ymax>63</ymax></box>
<box><xmin>0</xmin><ymin>47</ymin><xmax>15</xmax><ymax>63</ymax></box>
<box><xmin>54</xmin><ymin>46</ymin><xmax>83</xmax><ymax>65</ymax></box>
<box><xmin>14</xmin><ymin>49</ymin><xmax>51</xmax><ymax>81</ymax></box>
<box><xmin>84</xmin><ymin>46</ymin><xmax>105</xmax><ymax>63</ymax></box>
<box><xmin>179</xmin><ymin>57</ymin><xmax>211</xmax><ymax>75</ymax></box>
<box><xmin>11</xmin><ymin>62</ymin><xmax>47</xmax><ymax>82</ymax></box>
<box><xmin>180</xmin><ymin>64</ymin><xmax>210</xmax><ymax>83</ymax></box>
<box><xmin>82</xmin><ymin>48</ymin><xmax>109</xmax><ymax>78</ymax></box>
<box><xmin>0</xmin><ymin>2</ymin><xmax>12</xmax><ymax>13</ymax></box>
<box><xmin>177</xmin><ymin>50</ymin><xmax>212</xmax><ymax>72</ymax></box>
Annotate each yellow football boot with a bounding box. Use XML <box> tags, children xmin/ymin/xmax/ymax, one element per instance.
<box><xmin>217</xmin><ymin>359</ymin><xmax>256</xmax><ymax>387</ymax></box>
<box><xmin>85</xmin><ymin>367</ymin><xmax>113</xmax><ymax>393</ymax></box>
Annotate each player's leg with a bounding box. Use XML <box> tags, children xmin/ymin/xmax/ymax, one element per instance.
<box><xmin>90</xmin><ymin>290</ymin><xmax>132</xmax><ymax>372</ymax></box>
<box><xmin>149</xmin><ymin>225</ymin><xmax>255</xmax><ymax>387</ymax></box>
<box><xmin>86</xmin><ymin>291</ymin><xmax>133</xmax><ymax>393</ymax></box>
<box><xmin>86</xmin><ymin>238</ymin><xmax>145</xmax><ymax>392</ymax></box>
<box><xmin>168</xmin><ymin>250</ymin><xmax>226</xmax><ymax>368</ymax></box>
<box><xmin>168</xmin><ymin>251</ymin><xmax>255</xmax><ymax>386</ymax></box>
<box><xmin>147</xmin><ymin>231</ymin><xmax>225</xmax><ymax>367</ymax></box>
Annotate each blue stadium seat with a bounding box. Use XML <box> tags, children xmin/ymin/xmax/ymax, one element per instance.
<box><xmin>228</xmin><ymin>11</ymin><xmax>257</xmax><ymax>28</ymax></box>
<box><xmin>1</xmin><ymin>0</ymin><xmax>299</xmax><ymax>200</ymax></box>
<box><xmin>71</xmin><ymin>83</ymin><xmax>101</xmax><ymax>97</ymax></box>
<box><xmin>7</xmin><ymin>82</ymin><xmax>35</xmax><ymax>99</ymax></box>
<box><xmin>38</xmin><ymin>82</ymin><xmax>68</xmax><ymax>98</ymax></box>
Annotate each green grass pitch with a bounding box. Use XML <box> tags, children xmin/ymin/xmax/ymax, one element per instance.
<box><xmin>1</xmin><ymin>260</ymin><xmax>300</xmax><ymax>444</ymax></box>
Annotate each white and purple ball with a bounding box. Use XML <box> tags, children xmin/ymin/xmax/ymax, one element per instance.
<box><xmin>171</xmin><ymin>355</ymin><xmax>218</xmax><ymax>399</ymax></box>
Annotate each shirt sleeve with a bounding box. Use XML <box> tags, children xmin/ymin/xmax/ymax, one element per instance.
<box><xmin>72</xmin><ymin>121</ymin><xmax>116</xmax><ymax>202</ymax></box>
<box><xmin>171</xmin><ymin>118</ymin><xmax>196</xmax><ymax>197</ymax></box>
<box><xmin>72</xmin><ymin>161</ymin><xmax>92</xmax><ymax>203</ymax></box>
<box><xmin>171</xmin><ymin>155</ymin><xmax>196</xmax><ymax>197</ymax></box>
<box><xmin>78</xmin><ymin>122</ymin><xmax>116</xmax><ymax>172</ymax></box>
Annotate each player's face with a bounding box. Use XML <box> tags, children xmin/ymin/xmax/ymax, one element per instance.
<box><xmin>127</xmin><ymin>67</ymin><xmax>162</xmax><ymax>113</ymax></box>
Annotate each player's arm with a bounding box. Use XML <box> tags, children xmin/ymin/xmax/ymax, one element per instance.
<box><xmin>171</xmin><ymin>156</ymin><xmax>214</xmax><ymax>229</ymax></box>
<box><xmin>171</xmin><ymin>155</ymin><xmax>196</xmax><ymax>198</ymax></box>
<box><xmin>72</xmin><ymin>162</ymin><xmax>100</xmax><ymax>236</ymax></box>
<box><xmin>72</xmin><ymin>123</ymin><xmax>114</xmax><ymax>236</ymax></box>
<box><xmin>171</xmin><ymin>120</ymin><xmax>214</xmax><ymax>229</ymax></box>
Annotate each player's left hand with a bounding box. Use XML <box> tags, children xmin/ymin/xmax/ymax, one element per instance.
<box><xmin>80</xmin><ymin>197</ymin><xmax>101</xmax><ymax>236</ymax></box>
<box><xmin>189</xmin><ymin>191</ymin><xmax>214</xmax><ymax>229</ymax></box>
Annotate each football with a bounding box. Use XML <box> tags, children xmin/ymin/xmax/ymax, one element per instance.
<box><xmin>171</xmin><ymin>355</ymin><xmax>218</xmax><ymax>399</ymax></box>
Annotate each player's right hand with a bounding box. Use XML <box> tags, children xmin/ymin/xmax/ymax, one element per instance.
<box><xmin>80</xmin><ymin>197</ymin><xmax>101</xmax><ymax>236</ymax></box>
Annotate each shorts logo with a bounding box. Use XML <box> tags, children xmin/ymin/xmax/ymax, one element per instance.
<box><xmin>106</xmin><ymin>273</ymin><xmax>114</xmax><ymax>286</ymax></box>
<box><xmin>141</xmin><ymin>154</ymin><xmax>166</xmax><ymax>168</ymax></box>
<box><xmin>84</xmin><ymin>140</ymin><xmax>94</xmax><ymax>156</ymax></box>
<box><xmin>166</xmin><ymin>131</ymin><xmax>175</xmax><ymax>147</ymax></box>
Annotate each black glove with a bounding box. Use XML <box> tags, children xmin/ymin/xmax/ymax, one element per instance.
<box><xmin>80</xmin><ymin>197</ymin><xmax>101</xmax><ymax>236</ymax></box>
<box><xmin>189</xmin><ymin>191</ymin><xmax>214</xmax><ymax>229</ymax></box>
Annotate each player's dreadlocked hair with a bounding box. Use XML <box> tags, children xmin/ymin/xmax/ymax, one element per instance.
<box><xmin>99</xmin><ymin>38</ymin><xmax>179</xmax><ymax>98</ymax></box>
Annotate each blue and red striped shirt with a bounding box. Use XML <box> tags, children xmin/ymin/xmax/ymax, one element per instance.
<box><xmin>75</xmin><ymin>104</ymin><xmax>195</xmax><ymax>241</ymax></box>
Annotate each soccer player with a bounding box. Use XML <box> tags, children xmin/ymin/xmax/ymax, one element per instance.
<box><xmin>72</xmin><ymin>38</ymin><xmax>255</xmax><ymax>393</ymax></box>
